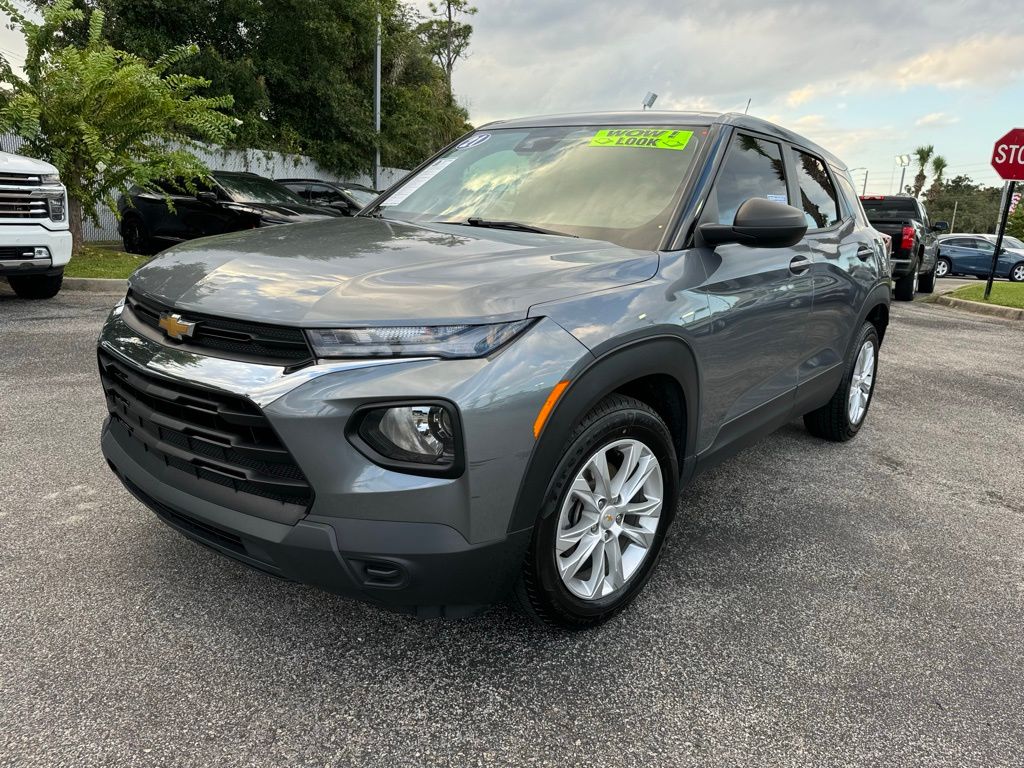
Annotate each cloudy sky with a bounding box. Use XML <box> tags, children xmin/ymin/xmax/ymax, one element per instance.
<box><xmin>419</xmin><ymin>0</ymin><xmax>1023</xmax><ymax>193</ymax></box>
<box><xmin>2</xmin><ymin>1</ymin><xmax>1020</xmax><ymax>194</ymax></box>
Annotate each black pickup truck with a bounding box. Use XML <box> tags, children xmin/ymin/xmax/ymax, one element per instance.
<box><xmin>859</xmin><ymin>195</ymin><xmax>948</xmax><ymax>301</ymax></box>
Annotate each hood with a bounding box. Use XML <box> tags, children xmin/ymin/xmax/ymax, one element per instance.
<box><xmin>0</xmin><ymin>151</ymin><xmax>59</xmax><ymax>177</ymax></box>
<box><xmin>228</xmin><ymin>200</ymin><xmax>340</xmax><ymax>222</ymax></box>
<box><xmin>128</xmin><ymin>216</ymin><xmax>658</xmax><ymax>326</ymax></box>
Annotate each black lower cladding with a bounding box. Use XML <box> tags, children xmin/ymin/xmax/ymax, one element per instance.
<box><xmin>98</xmin><ymin>349</ymin><xmax>313</xmax><ymax>524</ymax></box>
<box><xmin>123</xmin><ymin>290</ymin><xmax>314</xmax><ymax>367</ymax></box>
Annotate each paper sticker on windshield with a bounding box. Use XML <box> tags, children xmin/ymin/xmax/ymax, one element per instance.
<box><xmin>589</xmin><ymin>129</ymin><xmax>693</xmax><ymax>151</ymax></box>
<box><xmin>381</xmin><ymin>157</ymin><xmax>457</xmax><ymax>206</ymax></box>
<box><xmin>766</xmin><ymin>193</ymin><xmax>788</xmax><ymax>203</ymax></box>
<box><xmin>456</xmin><ymin>132</ymin><xmax>491</xmax><ymax>150</ymax></box>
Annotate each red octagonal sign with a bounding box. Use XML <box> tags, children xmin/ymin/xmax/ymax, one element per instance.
<box><xmin>992</xmin><ymin>128</ymin><xmax>1024</xmax><ymax>181</ymax></box>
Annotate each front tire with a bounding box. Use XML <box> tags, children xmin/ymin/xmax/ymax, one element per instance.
<box><xmin>935</xmin><ymin>257</ymin><xmax>951</xmax><ymax>279</ymax></box>
<box><xmin>121</xmin><ymin>216</ymin><xmax>154</xmax><ymax>255</ymax></box>
<box><xmin>1010</xmin><ymin>263</ymin><xmax>1024</xmax><ymax>283</ymax></box>
<box><xmin>514</xmin><ymin>394</ymin><xmax>678</xmax><ymax>629</ymax></box>
<box><xmin>918</xmin><ymin>260</ymin><xmax>937</xmax><ymax>294</ymax></box>
<box><xmin>7</xmin><ymin>271</ymin><xmax>63</xmax><ymax>299</ymax></box>
<box><xmin>893</xmin><ymin>266</ymin><xmax>918</xmax><ymax>301</ymax></box>
<box><xmin>804</xmin><ymin>322</ymin><xmax>879</xmax><ymax>442</ymax></box>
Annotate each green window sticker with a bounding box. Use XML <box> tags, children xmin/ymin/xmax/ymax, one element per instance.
<box><xmin>589</xmin><ymin>129</ymin><xmax>694</xmax><ymax>151</ymax></box>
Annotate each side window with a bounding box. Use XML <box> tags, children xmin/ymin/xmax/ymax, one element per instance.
<box><xmin>307</xmin><ymin>184</ymin><xmax>344</xmax><ymax>204</ymax></box>
<box><xmin>835</xmin><ymin>173</ymin><xmax>867</xmax><ymax>226</ymax></box>
<box><xmin>793</xmin><ymin>150</ymin><xmax>840</xmax><ymax>229</ymax></box>
<box><xmin>973</xmin><ymin>238</ymin><xmax>995</xmax><ymax>254</ymax></box>
<box><xmin>711</xmin><ymin>133</ymin><xmax>788</xmax><ymax>225</ymax></box>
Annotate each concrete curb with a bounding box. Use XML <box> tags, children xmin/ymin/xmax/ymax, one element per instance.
<box><xmin>63</xmin><ymin>277</ymin><xmax>127</xmax><ymax>293</ymax></box>
<box><xmin>935</xmin><ymin>294</ymin><xmax>1024</xmax><ymax>321</ymax></box>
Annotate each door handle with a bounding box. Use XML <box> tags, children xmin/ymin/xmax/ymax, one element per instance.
<box><xmin>856</xmin><ymin>247</ymin><xmax>874</xmax><ymax>261</ymax></box>
<box><xmin>789</xmin><ymin>256</ymin><xmax>812</xmax><ymax>274</ymax></box>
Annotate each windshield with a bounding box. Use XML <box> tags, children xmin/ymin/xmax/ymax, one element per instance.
<box><xmin>376</xmin><ymin>125</ymin><xmax>704</xmax><ymax>249</ymax></box>
<box><xmin>1000</xmin><ymin>235</ymin><xmax>1024</xmax><ymax>249</ymax></box>
<box><xmin>345</xmin><ymin>187</ymin><xmax>377</xmax><ymax>207</ymax></box>
<box><xmin>216</xmin><ymin>174</ymin><xmax>306</xmax><ymax>205</ymax></box>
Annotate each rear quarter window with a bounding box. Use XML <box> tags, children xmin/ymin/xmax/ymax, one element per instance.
<box><xmin>793</xmin><ymin>150</ymin><xmax>840</xmax><ymax>229</ymax></box>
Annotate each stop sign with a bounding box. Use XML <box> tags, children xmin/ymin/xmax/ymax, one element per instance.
<box><xmin>992</xmin><ymin>128</ymin><xmax>1024</xmax><ymax>181</ymax></box>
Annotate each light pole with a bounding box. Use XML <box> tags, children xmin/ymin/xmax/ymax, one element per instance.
<box><xmin>373</xmin><ymin>10</ymin><xmax>382</xmax><ymax>190</ymax></box>
<box><xmin>849</xmin><ymin>167</ymin><xmax>869</xmax><ymax>195</ymax></box>
<box><xmin>895</xmin><ymin>154</ymin><xmax>911</xmax><ymax>195</ymax></box>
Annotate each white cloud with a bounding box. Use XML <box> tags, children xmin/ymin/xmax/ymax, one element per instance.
<box><xmin>915</xmin><ymin>112</ymin><xmax>960</xmax><ymax>128</ymax></box>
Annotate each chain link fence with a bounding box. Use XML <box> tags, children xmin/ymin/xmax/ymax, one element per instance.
<box><xmin>0</xmin><ymin>133</ymin><xmax>408</xmax><ymax>242</ymax></box>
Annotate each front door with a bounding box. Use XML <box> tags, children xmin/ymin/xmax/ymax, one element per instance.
<box><xmin>694</xmin><ymin>131</ymin><xmax>813</xmax><ymax>455</ymax></box>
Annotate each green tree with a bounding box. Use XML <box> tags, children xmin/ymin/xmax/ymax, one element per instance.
<box><xmin>0</xmin><ymin>0</ymin><xmax>234</xmax><ymax>253</ymax></box>
<box><xmin>417</xmin><ymin>0</ymin><xmax>476</xmax><ymax>104</ymax></box>
<box><xmin>926</xmin><ymin>155</ymin><xmax>947</xmax><ymax>200</ymax></box>
<box><xmin>911</xmin><ymin>144</ymin><xmax>934</xmax><ymax>198</ymax></box>
<box><xmin>924</xmin><ymin>174</ymin><xmax>1004</xmax><ymax>234</ymax></box>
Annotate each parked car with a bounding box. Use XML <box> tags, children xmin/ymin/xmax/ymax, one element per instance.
<box><xmin>98</xmin><ymin>112</ymin><xmax>890</xmax><ymax>628</ymax></box>
<box><xmin>859</xmin><ymin>195</ymin><xmax>947</xmax><ymax>300</ymax></box>
<box><xmin>0</xmin><ymin>150</ymin><xmax>72</xmax><ymax>299</ymax></box>
<box><xmin>117</xmin><ymin>171</ymin><xmax>340</xmax><ymax>255</ymax></box>
<box><xmin>275</xmin><ymin>178</ymin><xmax>379</xmax><ymax>215</ymax></box>
<box><xmin>935</xmin><ymin>233</ymin><xmax>1024</xmax><ymax>282</ymax></box>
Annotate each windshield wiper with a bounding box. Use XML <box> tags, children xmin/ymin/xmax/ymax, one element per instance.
<box><xmin>436</xmin><ymin>217</ymin><xmax>577</xmax><ymax>238</ymax></box>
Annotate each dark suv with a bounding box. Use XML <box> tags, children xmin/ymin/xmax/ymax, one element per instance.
<box><xmin>98</xmin><ymin>112</ymin><xmax>890</xmax><ymax>628</ymax></box>
<box><xmin>117</xmin><ymin>171</ymin><xmax>339</xmax><ymax>255</ymax></box>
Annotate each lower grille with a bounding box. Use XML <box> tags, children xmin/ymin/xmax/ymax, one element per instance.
<box><xmin>0</xmin><ymin>246</ymin><xmax>39</xmax><ymax>260</ymax></box>
<box><xmin>124</xmin><ymin>291</ymin><xmax>314</xmax><ymax>367</ymax></box>
<box><xmin>99</xmin><ymin>350</ymin><xmax>313</xmax><ymax>517</ymax></box>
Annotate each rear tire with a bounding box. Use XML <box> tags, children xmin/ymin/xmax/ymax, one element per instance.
<box><xmin>514</xmin><ymin>394</ymin><xmax>678</xmax><ymax>629</ymax></box>
<box><xmin>7</xmin><ymin>271</ymin><xmax>63</xmax><ymax>299</ymax></box>
<box><xmin>804</xmin><ymin>322</ymin><xmax>879</xmax><ymax>443</ymax></box>
<box><xmin>1010</xmin><ymin>263</ymin><xmax>1024</xmax><ymax>283</ymax></box>
<box><xmin>893</xmin><ymin>267</ymin><xmax>918</xmax><ymax>301</ymax></box>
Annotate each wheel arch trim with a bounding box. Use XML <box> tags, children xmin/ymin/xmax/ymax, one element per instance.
<box><xmin>507</xmin><ymin>332</ymin><xmax>700</xmax><ymax>534</ymax></box>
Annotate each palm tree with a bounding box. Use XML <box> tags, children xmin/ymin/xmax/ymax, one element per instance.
<box><xmin>925</xmin><ymin>155</ymin><xmax>947</xmax><ymax>202</ymax></box>
<box><xmin>911</xmin><ymin>145</ymin><xmax>934</xmax><ymax>198</ymax></box>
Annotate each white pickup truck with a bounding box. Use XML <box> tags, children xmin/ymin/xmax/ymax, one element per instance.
<box><xmin>0</xmin><ymin>150</ymin><xmax>72</xmax><ymax>299</ymax></box>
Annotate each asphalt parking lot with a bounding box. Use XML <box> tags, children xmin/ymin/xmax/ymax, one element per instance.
<box><xmin>2</xmin><ymin>282</ymin><xmax>1023</xmax><ymax>767</ymax></box>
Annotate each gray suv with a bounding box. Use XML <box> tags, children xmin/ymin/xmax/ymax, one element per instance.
<box><xmin>97</xmin><ymin>112</ymin><xmax>890</xmax><ymax>628</ymax></box>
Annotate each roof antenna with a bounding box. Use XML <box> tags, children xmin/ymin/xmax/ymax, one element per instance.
<box><xmin>642</xmin><ymin>92</ymin><xmax>658</xmax><ymax>111</ymax></box>
<box><xmin>744</xmin><ymin>98</ymin><xmax>751</xmax><ymax>115</ymax></box>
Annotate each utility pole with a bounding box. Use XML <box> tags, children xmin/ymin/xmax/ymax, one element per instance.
<box><xmin>862</xmin><ymin>170</ymin><xmax>869</xmax><ymax>195</ymax></box>
<box><xmin>373</xmin><ymin>10</ymin><xmax>382</xmax><ymax>190</ymax></box>
<box><xmin>950</xmin><ymin>200</ymin><xmax>958</xmax><ymax>233</ymax></box>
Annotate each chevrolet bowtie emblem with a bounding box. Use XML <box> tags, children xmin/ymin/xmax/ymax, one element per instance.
<box><xmin>158</xmin><ymin>312</ymin><xmax>196</xmax><ymax>341</ymax></box>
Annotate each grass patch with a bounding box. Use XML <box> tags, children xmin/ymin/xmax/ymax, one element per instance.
<box><xmin>949</xmin><ymin>282</ymin><xmax>1024</xmax><ymax>309</ymax></box>
<box><xmin>65</xmin><ymin>244</ymin><xmax>149</xmax><ymax>279</ymax></box>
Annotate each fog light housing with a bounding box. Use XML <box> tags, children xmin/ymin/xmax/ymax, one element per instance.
<box><xmin>33</xmin><ymin>247</ymin><xmax>49</xmax><ymax>259</ymax></box>
<box><xmin>351</xmin><ymin>402</ymin><xmax>462</xmax><ymax>476</ymax></box>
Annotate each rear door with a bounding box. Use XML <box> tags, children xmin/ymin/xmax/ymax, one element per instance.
<box><xmin>789</xmin><ymin>150</ymin><xmax>875</xmax><ymax>406</ymax></box>
<box><xmin>695</xmin><ymin>130</ymin><xmax>813</xmax><ymax>449</ymax></box>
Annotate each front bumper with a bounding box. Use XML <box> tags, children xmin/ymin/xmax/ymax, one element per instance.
<box><xmin>0</xmin><ymin>226</ymin><xmax>72</xmax><ymax>273</ymax></box>
<box><xmin>97</xmin><ymin>302</ymin><xmax>591</xmax><ymax>615</ymax></box>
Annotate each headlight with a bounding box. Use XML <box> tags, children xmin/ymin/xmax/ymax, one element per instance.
<box><xmin>356</xmin><ymin>404</ymin><xmax>457</xmax><ymax>467</ymax></box>
<box><xmin>40</xmin><ymin>173</ymin><xmax>61</xmax><ymax>184</ymax></box>
<box><xmin>47</xmin><ymin>194</ymin><xmax>65</xmax><ymax>221</ymax></box>
<box><xmin>307</xmin><ymin>320</ymin><xmax>534</xmax><ymax>359</ymax></box>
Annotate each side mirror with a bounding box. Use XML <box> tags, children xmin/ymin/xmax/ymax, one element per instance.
<box><xmin>932</xmin><ymin>221</ymin><xmax>949</xmax><ymax>232</ymax></box>
<box><xmin>195</xmin><ymin>191</ymin><xmax>218</xmax><ymax>204</ymax></box>
<box><xmin>698</xmin><ymin>197</ymin><xmax>808</xmax><ymax>249</ymax></box>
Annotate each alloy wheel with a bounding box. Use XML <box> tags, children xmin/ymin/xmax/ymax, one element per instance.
<box><xmin>935</xmin><ymin>259</ymin><xmax>949</xmax><ymax>278</ymax></box>
<box><xmin>1012</xmin><ymin>264</ymin><xmax>1024</xmax><ymax>282</ymax></box>
<box><xmin>554</xmin><ymin>439</ymin><xmax>664</xmax><ymax>601</ymax></box>
<box><xmin>848</xmin><ymin>340</ymin><xmax>876</xmax><ymax>425</ymax></box>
